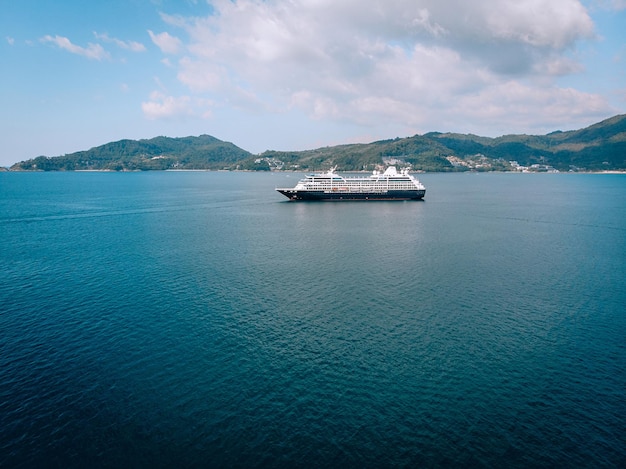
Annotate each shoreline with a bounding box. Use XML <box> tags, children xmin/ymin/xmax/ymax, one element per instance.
<box><xmin>2</xmin><ymin>167</ymin><xmax>625</xmax><ymax>174</ymax></box>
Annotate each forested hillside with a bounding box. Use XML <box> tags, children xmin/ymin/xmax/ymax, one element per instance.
<box><xmin>10</xmin><ymin>115</ymin><xmax>626</xmax><ymax>172</ymax></box>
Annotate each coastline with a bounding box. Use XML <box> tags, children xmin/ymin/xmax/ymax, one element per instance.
<box><xmin>2</xmin><ymin>167</ymin><xmax>625</xmax><ymax>174</ymax></box>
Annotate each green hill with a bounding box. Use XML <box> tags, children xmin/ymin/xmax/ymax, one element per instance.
<box><xmin>10</xmin><ymin>114</ymin><xmax>626</xmax><ymax>172</ymax></box>
<box><xmin>424</xmin><ymin>115</ymin><xmax>626</xmax><ymax>171</ymax></box>
<box><xmin>11</xmin><ymin>135</ymin><xmax>256</xmax><ymax>171</ymax></box>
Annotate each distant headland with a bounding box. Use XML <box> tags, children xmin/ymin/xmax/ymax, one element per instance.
<box><xmin>8</xmin><ymin>114</ymin><xmax>626</xmax><ymax>173</ymax></box>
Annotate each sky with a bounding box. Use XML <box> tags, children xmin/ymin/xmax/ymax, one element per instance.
<box><xmin>1</xmin><ymin>0</ymin><xmax>625</xmax><ymax>167</ymax></box>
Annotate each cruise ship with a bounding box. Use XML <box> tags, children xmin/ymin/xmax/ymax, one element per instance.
<box><xmin>276</xmin><ymin>166</ymin><xmax>426</xmax><ymax>201</ymax></box>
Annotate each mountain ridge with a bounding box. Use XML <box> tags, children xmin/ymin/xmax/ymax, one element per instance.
<box><xmin>9</xmin><ymin>114</ymin><xmax>626</xmax><ymax>172</ymax></box>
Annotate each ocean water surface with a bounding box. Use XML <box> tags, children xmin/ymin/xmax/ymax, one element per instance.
<box><xmin>1</xmin><ymin>171</ymin><xmax>625</xmax><ymax>467</ymax></box>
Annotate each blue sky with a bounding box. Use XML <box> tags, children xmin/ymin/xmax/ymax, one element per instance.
<box><xmin>1</xmin><ymin>0</ymin><xmax>625</xmax><ymax>167</ymax></box>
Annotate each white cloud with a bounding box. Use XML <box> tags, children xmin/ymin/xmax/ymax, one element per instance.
<box><xmin>146</xmin><ymin>0</ymin><xmax>614</xmax><ymax>135</ymax></box>
<box><xmin>148</xmin><ymin>30</ymin><xmax>183</xmax><ymax>54</ymax></box>
<box><xmin>6</xmin><ymin>36</ymin><xmax>15</xmax><ymax>45</ymax></box>
<box><xmin>534</xmin><ymin>56</ymin><xmax>585</xmax><ymax>76</ymax></box>
<box><xmin>141</xmin><ymin>91</ymin><xmax>212</xmax><ymax>119</ymax></box>
<box><xmin>94</xmin><ymin>32</ymin><xmax>146</xmax><ymax>52</ymax></box>
<box><xmin>436</xmin><ymin>82</ymin><xmax>610</xmax><ymax>133</ymax></box>
<box><xmin>177</xmin><ymin>56</ymin><xmax>223</xmax><ymax>92</ymax></box>
<box><xmin>484</xmin><ymin>0</ymin><xmax>593</xmax><ymax>48</ymax></box>
<box><xmin>40</xmin><ymin>35</ymin><xmax>110</xmax><ymax>60</ymax></box>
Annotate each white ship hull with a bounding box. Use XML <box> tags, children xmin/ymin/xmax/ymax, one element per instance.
<box><xmin>276</xmin><ymin>167</ymin><xmax>426</xmax><ymax>201</ymax></box>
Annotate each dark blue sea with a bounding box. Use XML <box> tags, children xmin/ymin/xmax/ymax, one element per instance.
<box><xmin>1</xmin><ymin>171</ymin><xmax>625</xmax><ymax>468</ymax></box>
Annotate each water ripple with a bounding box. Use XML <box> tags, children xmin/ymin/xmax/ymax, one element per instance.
<box><xmin>1</xmin><ymin>172</ymin><xmax>624</xmax><ymax>467</ymax></box>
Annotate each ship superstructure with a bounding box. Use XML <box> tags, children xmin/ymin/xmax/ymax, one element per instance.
<box><xmin>276</xmin><ymin>167</ymin><xmax>426</xmax><ymax>201</ymax></box>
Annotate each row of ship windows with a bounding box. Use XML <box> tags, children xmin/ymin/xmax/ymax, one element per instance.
<box><xmin>306</xmin><ymin>183</ymin><xmax>416</xmax><ymax>188</ymax></box>
<box><xmin>308</xmin><ymin>178</ymin><xmax>412</xmax><ymax>182</ymax></box>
